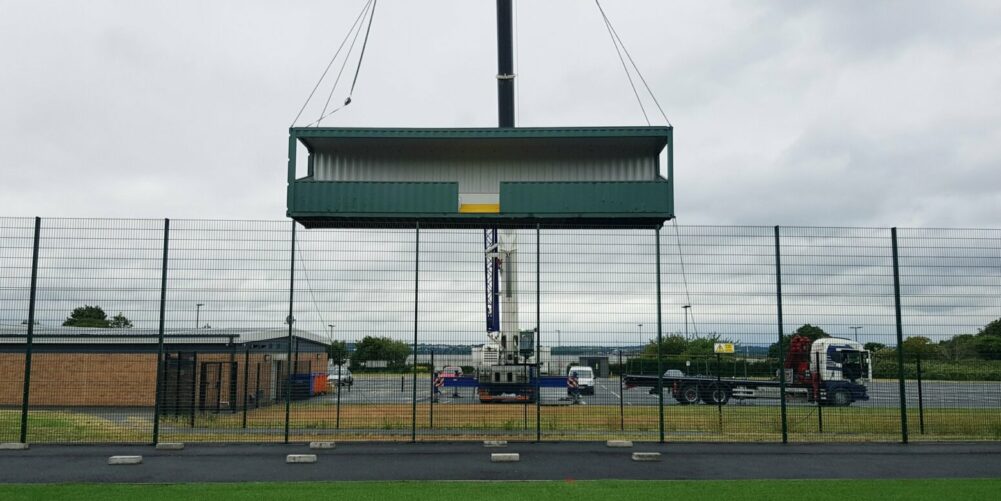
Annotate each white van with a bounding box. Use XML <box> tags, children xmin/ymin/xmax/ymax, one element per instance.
<box><xmin>567</xmin><ymin>365</ymin><xmax>595</xmax><ymax>395</ymax></box>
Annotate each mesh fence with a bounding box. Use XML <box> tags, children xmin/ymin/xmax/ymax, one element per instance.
<box><xmin>0</xmin><ymin>219</ymin><xmax>999</xmax><ymax>443</ymax></box>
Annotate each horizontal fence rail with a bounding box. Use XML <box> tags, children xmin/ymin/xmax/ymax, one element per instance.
<box><xmin>0</xmin><ymin>218</ymin><xmax>998</xmax><ymax>444</ymax></box>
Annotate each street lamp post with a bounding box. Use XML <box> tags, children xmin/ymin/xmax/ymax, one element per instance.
<box><xmin>328</xmin><ymin>324</ymin><xmax>336</xmax><ymax>342</ymax></box>
<box><xmin>637</xmin><ymin>323</ymin><xmax>643</xmax><ymax>351</ymax></box>
<box><xmin>850</xmin><ymin>326</ymin><xmax>863</xmax><ymax>342</ymax></box>
<box><xmin>556</xmin><ymin>329</ymin><xmax>561</xmax><ymax>348</ymax></box>
<box><xmin>195</xmin><ymin>303</ymin><xmax>204</xmax><ymax>329</ymax></box>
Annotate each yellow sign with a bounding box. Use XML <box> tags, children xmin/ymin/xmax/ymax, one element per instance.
<box><xmin>713</xmin><ymin>343</ymin><xmax>735</xmax><ymax>354</ymax></box>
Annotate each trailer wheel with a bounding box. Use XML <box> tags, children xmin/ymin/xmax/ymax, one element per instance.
<box><xmin>676</xmin><ymin>383</ymin><xmax>700</xmax><ymax>405</ymax></box>
<box><xmin>831</xmin><ymin>389</ymin><xmax>852</xmax><ymax>407</ymax></box>
<box><xmin>701</xmin><ymin>384</ymin><xmax>730</xmax><ymax>405</ymax></box>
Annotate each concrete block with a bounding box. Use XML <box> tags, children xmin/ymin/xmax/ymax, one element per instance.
<box><xmin>632</xmin><ymin>452</ymin><xmax>661</xmax><ymax>462</ymax></box>
<box><xmin>483</xmin><ymin>440</ymin><xmax>507</xmax><ymax>448</ymax></box>
<box><xmin>108</xmin><ymin>456</ymin><xmax>143</xmax><ymax>465</ymax></box>
<box><xmin>155</xmin><ymin>442</ymin><xmax>184</xmax><ymax>450</ymax></box>
<box><xmin>309</xmin><ymin>441</ymin><xmax>336</xmax><ymax>450</ymax></box>
<box><xmin>0</xmin><ymin>443</ymin><xmax>29</xmax><ymax>450</ymax></box>
<box><xmin>491</xmin><ymin>453</ymin><xmax>520</xmax><ymax>463</ymax></box>
<box><xmin>607</xmin><ymin>440</ymin><xmax>633</xmax><ymax>448</ymax></box>
<box><xmin>286</xmin><ymin>454</ymin><xmax>318</xmax><ymax>464</ymax></box>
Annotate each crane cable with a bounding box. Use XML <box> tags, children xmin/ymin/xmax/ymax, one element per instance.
<box><xmin>292</xmin><ymin>0</ymin><xmax>379</xmax><ymax>128</ymax></box>
<box><xmin>594</xmin><ymin>0</ymin><xmax>672</xmax><ymax>127</ymax></box>
<box><xmin>672</xmin><ymin>219</ymin><xmax>699</xmax><ymax>337</ymax></box>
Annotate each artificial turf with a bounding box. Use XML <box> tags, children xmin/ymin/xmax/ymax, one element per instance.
<box><xmin>0</xmin><ymin>479</ymin><xmax>999</xmax><ymax>501</ymax></box>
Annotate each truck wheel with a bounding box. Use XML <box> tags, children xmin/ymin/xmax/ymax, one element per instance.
<box><xmin>831</xmin><ymin>389</ymin><xmax>852</xmax><ymax>407</ymax></box>
<box><xmin>677</xmin><ymin>384</ymin><xmax>700</xmax><ymax>405</ymax></box>
<box><xmin>701</xmin><ymin>384</ymin><xmax>730</xmax><ymax>405</ymax></box>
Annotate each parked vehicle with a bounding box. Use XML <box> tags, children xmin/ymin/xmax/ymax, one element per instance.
<box><xmin>327</xmin><ymin>367</ymin><xmax>353</xmax><ymax>387</ymax></box>
<box><xmin>625</xmin><ymin>336</ymin><xmax>871</xmax><ymax>406</ymax></box>
<box><xmin>440</xmin><ymin>366</ymin><xmax>463</xmax><ymax>377</ymax></box>
<box><xmin>567</xmin><ymin>365</ymin><xmax>595</xmax><ymax>395</ymax></box>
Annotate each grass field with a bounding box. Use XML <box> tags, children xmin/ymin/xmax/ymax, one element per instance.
<box><xmin>3</xmin><ymin>403</ymin><xmax>1000</xmax><ymax>443</ymax></box>
<box><xmin>0</xmin><ymin>479</ymin><xmax>999</xmax><ymax>501</ymax></box>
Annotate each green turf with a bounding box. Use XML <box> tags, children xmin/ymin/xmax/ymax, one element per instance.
<box><xmin>0</xmin><ymin>479</ymin><xmax>999</xmax><ymax>501</ymax></box>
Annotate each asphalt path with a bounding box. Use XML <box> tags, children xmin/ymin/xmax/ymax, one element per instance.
<box><xmin>1</xmin><ymin>442</ymin><xmax>999</xmax><ymax>483</ymax></box>
<box><xmin>327</xmin><ymin>376</ymin><xmax>1001</xmax><ymax>409</ymax></box>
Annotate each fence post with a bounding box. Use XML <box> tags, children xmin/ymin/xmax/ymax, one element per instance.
<box><xmin>429</xmin><ymin>351</ymin><xmax>434</xmax><ymax>430</ymax></box>
<box><xmin>152</xmin><ymin>218</ymin><xmax>169</xmax><ymax>444</ymax></box>
<box><xmin>335</xmin><ymin>363</ymin><xmax>342</xmax><ymax>429</ymax></box>
<box><xmin>242</xmin><ymin>346</ymin><xmax>250</xmax><ymax>429</ymax></box>
<box><xmin>655</xmin><ymin>225</ymin><xmax>665</xmax><ymax>443</ymax></box>
<box><xmin>774</xmin><ymin>225</ymin><xmax>788</xmax><ymax>443</ymax></box>
<box><xmin>917</xmin><ymin>354</ymin><xmax>925</xmax><ymax>435</ymax></box>
<box><xmin>284</xmin><ymin>220</ymin><xmax>296</xmax><ymax>444</ymax></box>
<box><xmin>815</xmin><ymin>351</ymin><xmax>823</xmax><ymax>433</ymax></box>
<box><xmin>19</xmin><ymin>217</ymin><xmax>41</xmax><ymax>444</ymax></box>
<box><xmin>411</xmin><ymin>221</ymin><xmax>419</xmax><ymax>443</ymax></box>
<box><xmin>891</xmin><ymin>227</ymin><xmax>909</xmax><ymax>444</ymax></box>
<box><xmin>619</xmin><ymin>349</ymin><xmax>624</xmax><ymax>431</ymax></box>
<box><xmin>536</xmin><ymin>223</ymin><xmax>542</xmax><ymax>442</ymax></box>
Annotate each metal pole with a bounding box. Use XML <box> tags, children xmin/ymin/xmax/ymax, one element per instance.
<box><xmin>619</xmin><ymin>349</ymin><xmax>624</xmax><ymax>431</ymax></box>
<box><xmin>242</xmin><ymin>346</ymin><xmax>250</xmax><ymax>429</ymax></box>
<box><xmin>716</xmin><ymin>353</ymin><xmax>723</xmax><ymax>433</ymax></box>
<box><xmin>917</xmin><ymin>354</ymin><xmax>925</xmax><ymax>435</ymax></box>
<box><xmin>536</xmin><ymin>224</ymin><xmax>542</xmax><ymax>442</ymax></box>
<box><xmin>19</xmin><ymin>217</ymin><xmax>41</xmax><ymax>444</ymax></box>
<box><xmin>655</xmin><ymin>226</ymin><xmax>665</xmax><ymax>443</ymax></box>
<box><xmin>496</xmin><ymin>0</ymin><xmax>515</xmax><ymax>127</ymax></box>
<box><xmin>336</xmin><ymin>363</ymin><xmax>342</xmax><ymax>429</ymax></box>
<box><xmin>429</xmin><ymin>351</ymin><xmax>434</xmax><ymax>429</ymax></box>
<box><xmin>774</xmin><ymin>226</ymin><xmax>788</xmax><ymax>444</ymax></box>
<box><xmin>412</xmin><ymin>222</ymin><xmax>419</xmax><ymax>443</ymax></box>
<box><xmin>152</xmin><ymin>218</ymin><xmax>169</xmax><ymax>444</ymax></box>
<box><xmin>284</xmin><ymin>220</ymin><xmax>296</xmax><ymax>444</ymax></box>
<box><xmin>815</xmin><ymin>351</ymin><xmax>823</xmax><ymax>433</ymax></box>
<box><xmin>891</xmin><ymin>227</ymin><xmax>909</xmax><ymax>444</ymax></box>
<box><xmin>190</xmin><ymin>352</ymin><xmax>197</xmax><ymax>428</ymax></box>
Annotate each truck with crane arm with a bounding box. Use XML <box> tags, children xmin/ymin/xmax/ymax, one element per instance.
<box><xmin>624</xmin><ymin>335</ymin><xmax>872</xmax><ymax>406</ymax></box>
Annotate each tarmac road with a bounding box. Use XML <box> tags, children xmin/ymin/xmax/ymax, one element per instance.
<box><xmin>1</xmin><ymin>442</ymin><xmax>999</xmax><ymax>483</ymax></box>
<box><xmin>326</xmin><ymin>375</ymin><xmax>1001</xmax><ymax>409</ymax></box>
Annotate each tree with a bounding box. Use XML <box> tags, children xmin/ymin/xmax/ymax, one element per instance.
<box><xmin>641</xmin><ymin>334</ymin><xmax>688</xmax><ymax>358</ymax></box>
<box><xmin>768</xmin><ymin>324</ymin><xmax>830</xmax><ymax>359</ymax></box>
<box><xmin>973</xmin><ymin>318</ymin><xmax>1001</xmax><ymax>360</ymax></box>
<box><xmin>864</xmin><ymin>342</ymin><xmax>886</xmax><ymax>353</ymax></box>
<box><xmin>901</xmin><ymin>336</ymin><xmax>941</xmax><ymax>361</ymax></box>
<box><xmin>62</xmin><ymin>305</ymin><xmax>133</xmax><ymax>328</ymax></box>
<box><xmin>937</xmin><ymin>334</ymin><xmax>978</xmax><ymax>361</ymax></box>
<box><xmin>351</xmin><ymin>336</ymin><xmax>412</xmax><ymax>369</ymax></box>
<box><xmin>63</xmin><ymin>305</ymin><xmax>110</xmax><ymax>327</ymax></box>
<box><xmin>109</xmin><ymin>312</ymin><xmax>133</xmax><ymax>328</ymax></box>
<box><xmin>327</xmin><ymin>340</ymin><xmax>349</xmax><ymax>366</ymax></box>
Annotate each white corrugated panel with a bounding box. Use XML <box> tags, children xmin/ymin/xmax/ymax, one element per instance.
<box><xmin>313</xmin><ymin>152</ymin><xmax>655</xmax><ymax>195</ymax></box>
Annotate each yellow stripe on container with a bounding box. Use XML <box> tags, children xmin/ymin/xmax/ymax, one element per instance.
<box><xmin>459</xmin><ymin>204</ymin><xmax>500</xmax><ymax>213</ymax></box>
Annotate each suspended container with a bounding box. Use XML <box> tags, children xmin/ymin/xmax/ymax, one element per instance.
<box><xmin>287</xmin><ymin>126</ymin><xmax>673</xmax><ymax>228</ymax></box>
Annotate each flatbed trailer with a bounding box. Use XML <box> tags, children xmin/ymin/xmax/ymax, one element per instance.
<box><xmin>439</xmin><ymin>374</ymin><xmax>569</xmax><ymax>403</ymax></box>
<box><xmin>623</xmin><ymin>374</ymin><xmax>869</xmax><ymax>407</ymax></box>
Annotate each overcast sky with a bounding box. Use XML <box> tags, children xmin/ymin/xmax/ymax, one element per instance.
<box><xmin>1</xmin><ymin>0</ymin><xmax>999</xmax><ymax>227</ymax></box>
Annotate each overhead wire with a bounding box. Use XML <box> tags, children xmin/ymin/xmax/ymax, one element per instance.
<box><xmin>290</xmin><ymin>0</ymin><xmax>373</xmax><ymax>127</ymax></box>
<box><xmin>596</xmin><ymin>0</ymin><xmax>649</xmax><ymax>126</ymax></box>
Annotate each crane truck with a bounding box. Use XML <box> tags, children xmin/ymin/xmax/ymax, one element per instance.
<box><xmin>624</xmin><ymin>335</ymin><xmax>872</xmax><ymax>406</ymax></box>
<box><xmin>437</xmin><ymin>229</ymin><xmax>566</xmax><ymax>403</ymax></box>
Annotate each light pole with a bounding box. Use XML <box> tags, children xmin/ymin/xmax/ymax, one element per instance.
<box><xmin>850</xmin><ymin>326</ymin><xmax>862</xmax><ymax>342</ymax></box>
<box><xmin>195</xmin><ymin>303</ymin><xmax>204</xmax><ymax>329</ymax></box>
<box><xmin>683</xmin><ymin>305</ymin><xmax>691</xmax><ymax>339</ymax></box>
<box><xmin>637</xmin><ymin>323</ymin><xmax>643</xmax><ymax>351</ymax></box>
<box><xmin>556</xmin><ymin>329</ymin><xmax>561</xmax><ymax>348</ymax></box>
<box><xmin>328</xmin><ymin>324</ymin><xmax>336</xmax><ymax>342</ymax></box>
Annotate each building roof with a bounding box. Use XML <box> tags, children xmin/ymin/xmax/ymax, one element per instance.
<box><xmin>0</xmin><ymin>324</ymin><xmax>329</xmax><ymax>346</ymax></box>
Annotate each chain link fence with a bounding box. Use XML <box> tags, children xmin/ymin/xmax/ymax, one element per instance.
<box><xmin>1</xmin><ymin>218</ymin><xmax>998</xmax><ymax>444</ymax></box>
